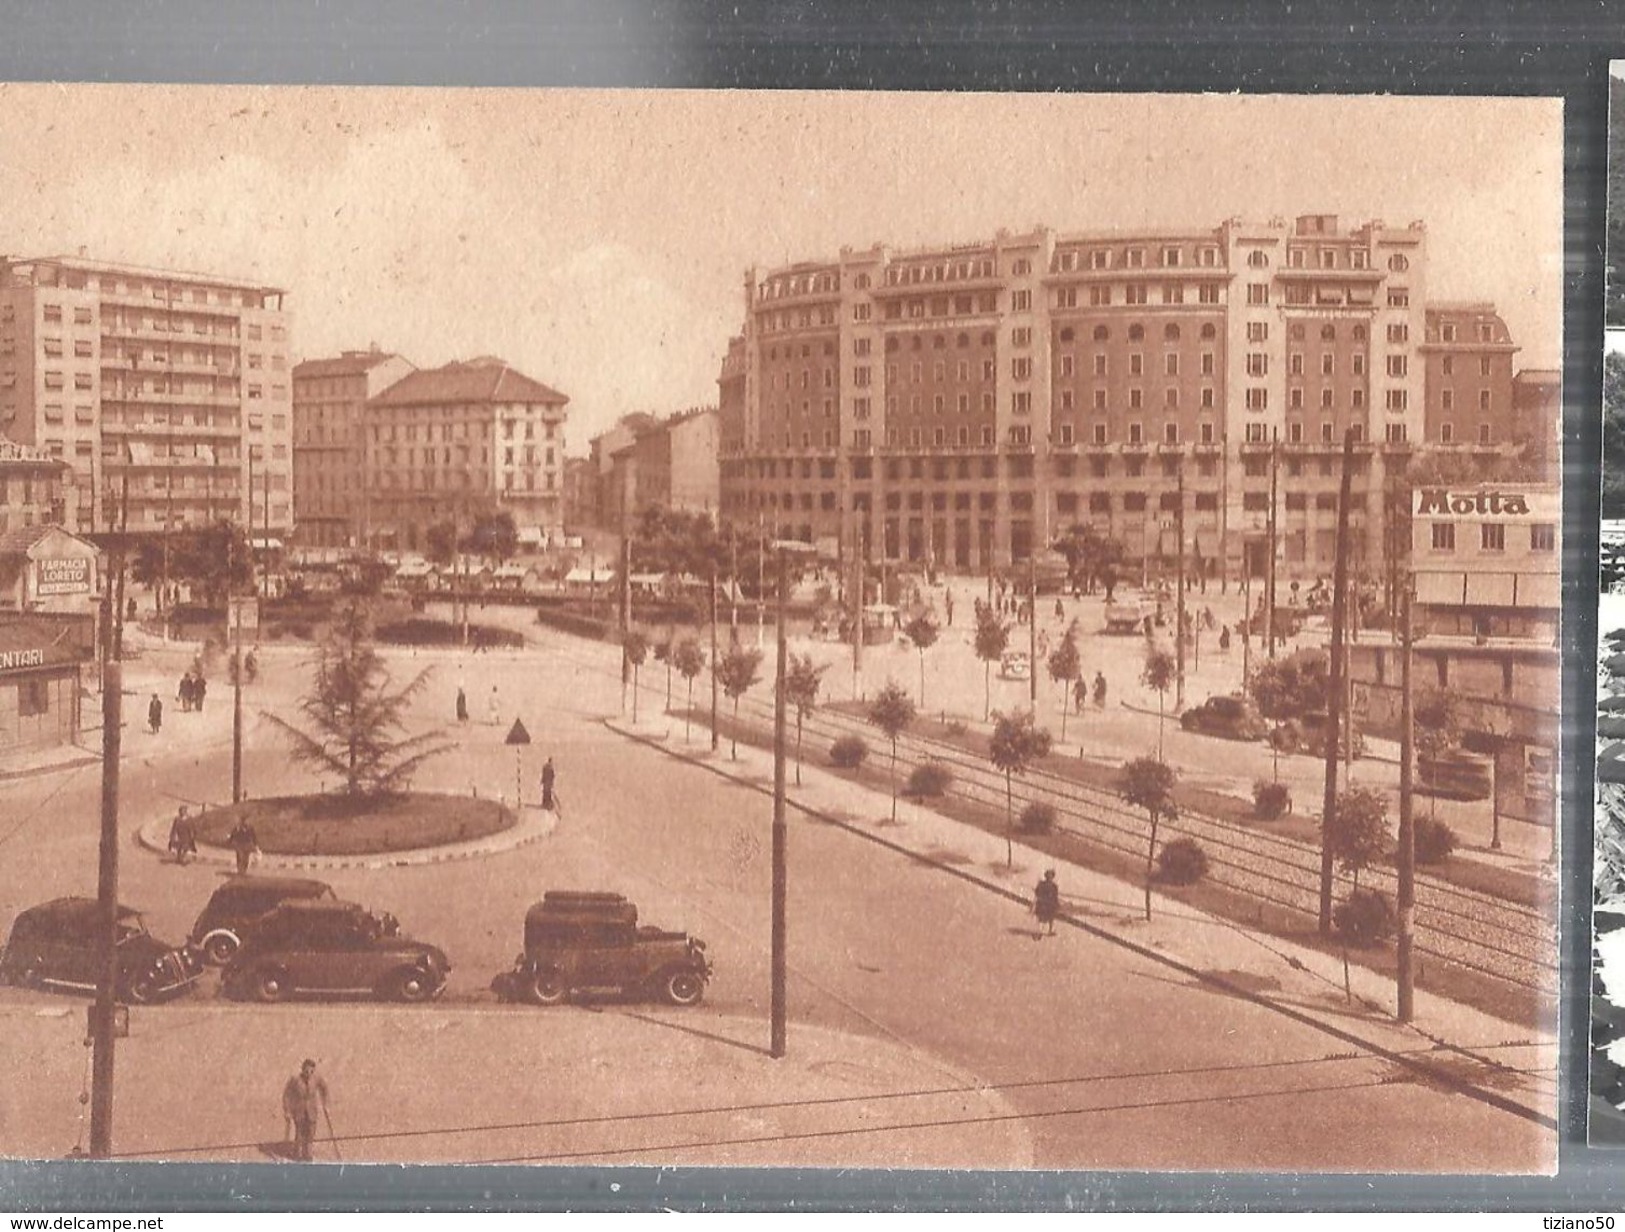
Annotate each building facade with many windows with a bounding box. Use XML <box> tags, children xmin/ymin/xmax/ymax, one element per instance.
<box><xmin>0</xmin><ymin>254</ymin><xmax>292</xmax><ymax>539</ymax></box>
<box><xmin>718</xmin><ymin>217</ymin><xmax>1546</xmax><ymax>579</ymax></box>
<box><xmin>292</xmin><ymin>348</ymin><xmax>416</xmax><ymax>548</ymax></box>
<box><xmin>362</xmin><ymin>357</ymin><xmax>568</xmax><ymax>552</ymax></box>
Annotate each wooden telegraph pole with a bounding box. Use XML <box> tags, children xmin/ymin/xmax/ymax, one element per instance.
<box><xmin>1318</xmin><ymin>428</ymin><xmax>1356</xmax><ymax>936</ymax></box>
<box><xmin>1175</xmin><ymin>455</ymin><xmax>1187</xmax><ymax>710</ymax></box>
<box><xmin>1397</xmin><ymin>581</ymin><xmax>1417</xmax><ymax>1021</ymax></box>
<box><xmin>90</xmin><ymin>563</ymin><xmax>124</xmax><ymax>1157</ymax></box>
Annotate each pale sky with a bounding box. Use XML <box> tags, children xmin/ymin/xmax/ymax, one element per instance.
<box><xmin>0</xmin><ymin>86</ymin><xmax>1562</xmax><ymax>452</ymax></box>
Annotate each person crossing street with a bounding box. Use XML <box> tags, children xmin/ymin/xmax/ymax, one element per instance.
<box><xmin>281</xmin><ymin>1059</ymin><xmax>331</xmax><ymax>1162</ymax></box>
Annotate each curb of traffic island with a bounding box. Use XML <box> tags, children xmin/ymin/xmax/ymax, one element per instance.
<box><xmin>602</xmin><ymin>715</ymin><xmax>1557</xmax><ymax>1134</ymax></box>
<box><xmin>134</xmin><ymin>800</ymin><xmax>558</xmax><ymax>872</ymax></box>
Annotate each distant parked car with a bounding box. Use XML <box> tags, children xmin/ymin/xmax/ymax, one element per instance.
<box><xmin>1417</xmin><ymin>749</ymin><xmax>1493</xmax><ymax>801</ymax></box>
<box><xmin>998</xmin><ymin>650</ymin><xmax>1032</xmax><ymax>681</ymax></box>
<box><xmin>0</xmin><ymin>897</ymin><xmax>204</xmax><ymax>1004</ymax></box>
<box><xmin>190</xmin><ymin>875</ymin><xmax>337</xmax><ymax>966</ymax></box>
<box><xmin>492</xmin><ymin>891</ymin><xmax>711</xmax><ymax>1007</ymax></box>
<box><xmin>220</xmin><ymin>900</ymin><xmax>450</xmax><ymax>1003</ymax></box>
<box><xmin>1179</xmin><ymin>694</ymin><xmax>1268</xmax><ymax>742</ymax></box>
<box><xmin>1103</xmin><ymin>598</ymin><xmax>1150</xmax><ymax>634</ymax></box>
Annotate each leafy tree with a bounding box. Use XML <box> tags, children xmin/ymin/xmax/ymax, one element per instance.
<box><xmin>672</xmin><ymin>638</ymin><xmax>706</xmax><ymax>743</ymax></box>
<box><xmin>424</xmin><ymin>520</ymin><xmax>458</xmax><ymax>568</ymax></box>
<box><xmin>131</xmin><ymin>520</ymin><xmax>256</xmax><ymax>612</ymax></box>
<box><xmin>1120</xmin><ymin>755</ymin><xmax>1179</xmax><ymax>921</ymax></box>
<box><xmin>1328</xmin><ymin>786</ymin><xmax>1390</xmax><ymax>892</ymax></box>
<box><xmin>464</xmin><ymin>511</ymin><xmax>519</xmax><ymax>563</ymax></box>
<box><xmin>903</xmin><ymin>612</ymin><xmax>940</xmax><ymax>709</ymax></box>
<box><xmin>973</xmin><ymin>604</ymin><xmax>1010</xmax><ymax>721</ymax></box>
<box><xmin>989</xmin><ymin>709</ymin><xmax>1053</xmax><ymax>867</ymax></box>
<box><xmin>1414</xmin><ymin>687</ymin><xmax>1461</xmax><ymax>759</ymax></box>
<box><xmin>1141</xmin><ymin>646</ymin><xmax>1177</xmax><ymax>759</ymax></box>
<box><xmin>262</xmin><ymin>598</ymin><xmax>451</xmax><ymax>800</ymax></box>
<box><xmin>782</xmin><ymin>653</ymin><xmax>827</xmax><ymax>787</ymax></box>
<box><xmin>869</xmin><ymin>680</ymin><xmax>917</xmax><ymax>823</ymax></box>
<box><xmin>715</xmin><ymin>646</ymin><xmax>763</xmax><ymax>759</ymax></box>
<box><xmin>1051</xmin><ymin>523</ymin><xmax>1128</xmax><ymax>596</ymax></box>
<box><xmin>1047</xmin><ymin>626</ymin><xmax>1081</xmax><ymax>741</ymax></box>
<box><xmin>623</xmin><ymin>630</ymin><xmax>649</xmax><ymax>723</ymax></box>
<box><xmin>1250</xmin><ymin>648</ymin><xmax>1329</xmax><ymax>780</ymax></box>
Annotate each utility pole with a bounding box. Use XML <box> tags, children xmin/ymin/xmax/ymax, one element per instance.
<box><xmin>757</xmin><ymin>511</ymin><xmax>766</xmax><ymax>650</ymax></box>
<box><xmin>771</xmin><ymin>544</ymin><xmax>789</xmax><ymax>1058</ymax></box>
<box><xmin>1027</xmin><ymin>537</ymin><xmax>1038</xmax><ymax>707</ymax></box>
<box><xmin>1175</xmin><ymin>455</ymin><xmax>1187</xmax><ymax>710</ymax></box>
<box><xmin>709</xmin><ymin>562</ymin><xmax>720</xmax><ymax>754</ymax></box>
<box><xmin>729</xmin><ymin>525</ymin><xmax>739</xmax><ymax>645</ymax></box>
<box><xmin>1397</xmin><ymin>581</ymin><xmax>1416</xmax><ymax>1021</ymax></box>
<box><xmin>1318</xmin><ymin>428</ymin><xmax>1356</xmax><ymax>936</ymax></box>
<box><xmin>851</xmin><ymin>524</ymin><xmax>864</xmax><ymax>701</ymax></box>
<box><xmin>232</xmin><ymin>594</ymin><xmax>244</xmax><ymax>804</ymax></box>
<box><xmin>1265</xmin><ymin>430</ymin><xmax>1279</xmax><ymax>660</ymax></box>
<box><xmin>90</xmin><ymin>590</ymin><xmax>124</xmax><ymax>1157</ymax></box>
<box><xmin>1219</xmin><ymin>431</ymin><xmax>1229</xmax><ymax>595</ymax></box>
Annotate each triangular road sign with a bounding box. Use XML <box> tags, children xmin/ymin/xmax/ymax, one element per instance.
<box><xmin>505</xmin><ymin>718</ymin><xmax>531</xmax><ymax>745</ymax></box>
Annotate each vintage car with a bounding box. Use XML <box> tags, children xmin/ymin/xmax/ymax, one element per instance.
<box><xmin>1179</xmin><ymin>694</ymin><xmax>1269</xmax><ymax>742</ymax></box>
<box><xmin>220</xmin><ymin>899</ymin><xmax>450</xmax><ymax>1003</ymax></box>
<box><xmin>0</xmin><ymin>897</ymin><xmax>204</xmax><ymax>1004</ymax></box>
<box><xmin>1416</xmin><ymin>749</ymin><xmax>1494</xmax><ymax>801</ymax></box>
<box><xmin>492</xmin><ymin>891</ymin><xmax>711</xmax><ymax>1007</ymax></box>
<box><xmin>1103</xmin><ymin>597</ymin><xmax>1151</xmax><ymax>634</ymax></box>
<box><xmin>190</xmin><ymin>875</ymin><xmax>338</xmax><ymax>965</ymax></box>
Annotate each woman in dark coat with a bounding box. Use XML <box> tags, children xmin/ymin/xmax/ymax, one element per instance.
<box><xmin>1033</xmin><ymin>869</ymin><xmax>1060</xmax><ymax>938</ymax></box>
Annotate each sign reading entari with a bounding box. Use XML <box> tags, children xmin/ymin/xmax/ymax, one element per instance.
<box><xmin>0</xmin><ymin>648</ymin><xmax>46</xmax><ymax>671</ymax></box>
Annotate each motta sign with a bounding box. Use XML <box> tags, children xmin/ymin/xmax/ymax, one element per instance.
<box><xmin>1413</xmin><ymin>489</ymin><xmax>1533</xmax><ymax>518</ymax></box>
<box><xmin>0</xmin><ymin>648</ymin><xmax>45</xmax><ymax>671</ymax></box>
<box><xmin>35</xmin><ymin>557</ymin><xmax>91</xmax><ymax>595</ymax></box>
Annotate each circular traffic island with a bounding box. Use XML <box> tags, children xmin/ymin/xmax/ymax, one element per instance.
<box><xmin>192</xmin><ymin>792</ymin><xmax>516</xmax><ymax>857</ymax></box>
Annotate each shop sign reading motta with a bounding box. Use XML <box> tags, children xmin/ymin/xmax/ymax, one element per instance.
<box><xmin>1412</xmin><ymin>488</ymin><xmax>1555</xmax><ymax>519</ymax></box>
<box><xmin>35</xmin><ymin>557</ymin><xmax>91</xmax><ymax>596</ymax></box>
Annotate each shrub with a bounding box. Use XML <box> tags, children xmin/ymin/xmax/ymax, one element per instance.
<box><xmin>1156</xmin><ymin>837</ymin><xmax>1209</xmax><ymax>885</ymax></box>
<box><xmin>1334</xmin><ymin>888</ymin><xmax>1396</xmax><ymax>948</ymax></box>
<box><xmin>1253</xmin><ymin>779</ymin><xmax>1292</xmax><ymax>820</ymax></box>
<box><xmin>1414</xmin><ymin>815</ymin><xmax>1458</xmax><ymax>864</ymax></box>
<box><xmin>1270</xmin><ymin>720</ymin><xmax>1303</xmax><ymax>755</ymax></box>
<box><xmin>905</xmin><ymin>761</ymin><xmax>954</xmax><ymax>797</ymax></box>
<box><xmin>1017</xmin><ymin>801</ymin><xmax>1057</xmax><ymax>833</ymax></box>
<box><xmin>829</xmin><ymin>735</ymin><xmax>869</xmax><ymax>769</ymax></box>
<box><xmin>944</xmin><ymin>719</ymin><xmax>969</xmax><ymax>737</ymax></box>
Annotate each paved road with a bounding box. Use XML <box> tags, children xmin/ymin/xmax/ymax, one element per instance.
<box><xmin>0</xmin><ymin>627</ymin><xmax>1552</xmax><ymax>1169</ymax></box>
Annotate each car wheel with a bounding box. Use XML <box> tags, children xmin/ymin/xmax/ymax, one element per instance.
<box><xmin>126</xmin><ymin>970</ymin><xmax>161</xmax><ymax>1005</ymax></box>
<box><xmin>203</xmin><ymin>934</ymin><xmax>239</xmax><ymax>966</ymax></box>
<box><xmin>252</xmin><ymin>966</ymin><xmax>290</xmax><ymax>1003</ymax></box>
<box><xmin>528</xmin><ymin>967</ymin><xmax>568</xmax><ymax>1006</ymax></box>
<box><xmin>386</xmin><ymin>967</ymin><xmax>437</xmax><ymax>1003</ymax></box>
<box><xmin>662</xmin><ymin>969</ymin><xmax>705</xmax><ymax>1007</ymax></box>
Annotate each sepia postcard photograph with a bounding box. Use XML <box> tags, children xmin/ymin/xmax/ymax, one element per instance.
<box><xmin>0</xmin><ymin>85</ymin><xmax>1561</xmax><ymax>1172</ymax></box>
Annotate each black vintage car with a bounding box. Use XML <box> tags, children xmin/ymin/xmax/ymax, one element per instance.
<box><xmin>492</xmin><ymin>891</ymin><xmax>711</xmax><ymax>1007</ymax></box>
<box><xmin>220</xmin><ymin>899</ymin><xmax>450</xmax><ymax>1003</ymax></box>
<box><xmin>0</xmin><ymin>897</ymin><xmax>204</xmax><ymax>1004</ymax></box>
<box><xmin>1180</xmin><ymin>694</ymin><xmax>1269</xmax><ymax>742</ymax></box>
<box><xmin>190</xmin><ymin>876</ymin><xmax>337</xmax><ymax>965</ymax></box>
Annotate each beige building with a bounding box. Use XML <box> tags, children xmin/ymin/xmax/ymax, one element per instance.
<box><xmin>718</xmin><ymin>216</ymin><xmax>1544</xmax><ymax>579</ymax></box>
<box><xmin>292</xmin><ymin>348</ymin><xmax>416</xmax><ymax>548</ymax></box>
<box><xmin>0</xmin><ymin>435</ymin><xmax>68</xmax><ymax>536</ymax></box>
<box><xmin>0</xmin><ymin>254</ymin><xmax>292</xmax><ymax>540</ymax></box>
<box><xmin>0</xmin><ymin>524</ymin><xmax>103</xmax><ymax>755</ymax></box>
<box><xmin>363</xmin><ymin>357</ymin><xmax>568</xmax><ymax>552</ymax></box>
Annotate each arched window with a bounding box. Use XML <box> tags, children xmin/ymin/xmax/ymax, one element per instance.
<box><xmin>854</xmin><ymin>273</ymin><xmax>870</xmax><ymax>290</ymax></box>
<box><xmin>885</xmin><ymin>336</ymin><xmax>899</xmax><ymax>353</ymax></box>
<box><xmin>933</xmin><ymin>334</ymin><xmax>946</xmax><ymax>349</ymax></box>
<box><xmin>1248</xmin><ymin>250</ymin><xmax>1269</xmax><ymax>268</ymax></box>
<box><xmin>1164</xmin><ymin>323</ymin><xmax>1181</xmax><ymax>342</ymax></box>
<box><xmin>1059</xmin><ymin>326</ymin><xmax>1075</xmax><ymax>343</ymax></box>
<box><xmin>982</xmin><ymin>330</ymin><xmax>996</xmax><ymax>346</ymax></box>
<box><xmin>1093</xmin><ymin>325</ymin><xmax>1109</xmax><ymax>342</ymax></box>
<box><xmin>1128</xmin><ymin>324</ymin><xmax>1145</xmax><ymax>342</ymax></box>
<box><xmin>1320</xmin><ymin>324</ymin><xmax>1336</xmax><ymax>342</ymax></box>
<box><xmin>957</xmin><ymin>332</ymin><xmax>970</xmax><ymax>348</ymax></box>
<box><xmin>1200</xmin><ymin>323</ymin><xmax>1216</xmax><ymax>340</ymax></box>
<box><xmin>1388</xmin><ymin>253</ymin><xmax>1409</xmax><ymax>272</ymax></box>
<box><xmin>1352</xmin><ymin>324</ymin><xmax>1367</xmax><ymax>341</ymax></box>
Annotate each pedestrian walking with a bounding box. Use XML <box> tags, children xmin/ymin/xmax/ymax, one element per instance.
<box><xmin>148</xmin><ymin>693</ymin><xmax>163</xmax><ymax>735</ymax></box>
<box><xmin>1073</xmin><ymin>677</ymin><xmax>1088</xmax><ymax>715</ymax></box>
<box><xmin>1092</xmin><ymin>671</ymin><xmax>1107</xmax><ymax>710</ymax></box>
<box><xmin>281</xmin><ymin>1059</ymin><xmax>330</xmax><ymax>1162</ymax></box>
<box><xmin>194</xmin><ymin>674</ymin><xmax>207</xmax><ymax>713</ymax></box>
<box><xmin>1033</xmin><ymin>869</ymin><xmax>1060</xmax><ymax>938</ymax></box>
<box><xmin>177</xmin><ymin>673</ymin><xmax>193</xmax><ymax>712</ymax></box>
<box><xmin>167</xmin><ymin>805</ymin><xmax>197</xmax><ymax>865</ymax></box>
<box><xmin>1219</xmin><ymin>624</ymin><xmax>1232</xmax><ymax>652</ymax></box>
<box><xmin>944</xmin><ymin>592</ymin><xmax>954</xmax><ymax>627</ymax></box>
<box><xmin>228</xmin><ymin>819</ymin><xmax>259</xmax><ymax>875</ymax></box>
<box><xmin>1053</xmin><ymin>597</ymin><xmax>1064</xmax><ymax>622</ymax></box>
<box><xmin>455</xmin><ymin>686</ymin><xmax>469</xmax><ymax>724</ymax></box>
<box><xmin>541</xmin><ymin>756</ymin><xmax>556</xmax><ymax>811</ymax></box>
<box><xmin>487</xmin><ymin>685</ymin><xmax>500</xmax><ymax>726</ymax></box>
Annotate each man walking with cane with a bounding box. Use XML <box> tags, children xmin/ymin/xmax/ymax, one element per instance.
<box><xmin>282</xmin><ymin>1058</ymin><xmax>331</xmax><ymax>1162</ymax></box>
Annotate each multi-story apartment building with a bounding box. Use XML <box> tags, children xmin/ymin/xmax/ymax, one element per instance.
<box><xmin>0</xmin><ymin>254</ymin><xmax>292</xmax><ymax>539</ymax></box>
<box><xmin>362</xmin><ymin>356</ymin><xmax>568</xmax><ymax>552</ymax></box>
<box><xmin>593</xmin><ymin>407</ymin><xmax>721</xmax><ymax>531</ymax></box>
<box><xmin>586</xmin><ymin>413</ymin><xmax>657</xmax><ymax>529</ymax></box>
<box><xmin>292</xmin><ymin>348</ymin><xmax>415</xmax><ymax>548</ymax></box>
<box><xmin>718</xmin><ymin>216</ymin><xmax>1543</xmax><ymax>580</ymax></box>
<box><xmin>0</xmin><ymin>435</ymin><xmax>67</xmax><ymax>536</ymax></box>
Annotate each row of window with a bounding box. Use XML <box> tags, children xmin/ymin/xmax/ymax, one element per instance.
<box><xmin>1429</xmin><ymin>522</ymin><xmax>1556</xmax><ymax>553</ymax></box>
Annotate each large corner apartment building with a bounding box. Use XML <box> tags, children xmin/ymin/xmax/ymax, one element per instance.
<box><xmin>0</xmin><ymin>254</ymin><xmax>292</xmax><ymax>540</ymax></box>
<box><xmin>717</xmin><ymin>216</ymin><xmax>1558</xmax><ymax>579</ymax></box>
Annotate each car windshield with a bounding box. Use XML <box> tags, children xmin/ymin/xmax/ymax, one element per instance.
<box><xmin>115</xmin><ymin>916</ymin><xmax>148</xmax><ymax>944</ymax></box>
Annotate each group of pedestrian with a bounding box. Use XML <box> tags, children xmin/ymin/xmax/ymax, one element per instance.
<box><xmin>1070</xmin><ymin>671</ymin><xmax>1109</xmax><ymax>715</ymax></box>
<box><xmin>177</xmin><ymin>668</ymin><xmax>208</xmax><ymax>713</ymax></box>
